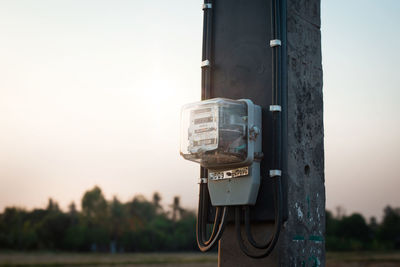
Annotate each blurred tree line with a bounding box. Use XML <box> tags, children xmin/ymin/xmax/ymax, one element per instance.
<box><xmin>1</xmin><ymin>186</ymin><xmax>400</xmax><ymax>252</ymax></box>
<box><xmin>0</xmin><ymin>186</ymin><xmax>197</xmax><ymax>252</ymax></box>
<box><xmin>326</xmin><ymin>206</ymin><xmax>400</xmax><ymax>251</ymax></box>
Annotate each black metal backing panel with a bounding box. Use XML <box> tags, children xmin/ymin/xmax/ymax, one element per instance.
<box><xmin>204</xmin><ymin>0</ymin><xmax>288</xmax><ymax>223</ymax></box>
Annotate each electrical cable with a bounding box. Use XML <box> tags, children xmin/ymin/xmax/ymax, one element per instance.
<box><xmin>202</xmin><ymin>0</ymin><xmax>212</xmax><ymax>100</ymax></box>
<box><xmin>204</xmin><ymin>207</ymin><xmax>223</xmax><ymax>244</ymax></box>
<box><xmin>196</xmin><ymin>0</ymin><xmax>227</xmax><ymax>252</ymax></box>
<box><xmin>235</xmin><ymin>0</ymin><xmax>284</xmax><ymax>258</ymax></box>
<box><xmin>196</xmin><ymin>183</ymin><xmax>228</xmax><ymax>252</ymax></box>
<box><xmin>235</xmin><ymin>177</ymin><xmax>282</xmax><ymax>258</ymax></box>
<box><xmin>197</xmin><ymin>208</ymin><xmax>227</xmax><ymax>252</ymax></box>
<box><xmin>244</xmin><ymin>175</ymin><xmax>279</xmax><ymax>249</ymax></box>
<box><xmin>198</xmin><ymin>0</ymin><xmax>284</xmax><ymax>257</ymax></box>
<box><xmin>199</xmin><ymin>183</ymin><xmax>221</xmax><ymax>244</ymax></box>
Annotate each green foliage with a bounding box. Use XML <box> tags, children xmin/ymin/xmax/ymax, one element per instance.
<box><xmin>2</xmin><ymin>186</ymin><xmax>399</xmax><ymax>253</ymax></box>
<box><xmin>36</xmin><ymin>211</ymin><xmax>71</xmax><ymax>249</ymax></box>
<box><xmin>63</xmin><ymin>224</ymin><xmax>88</xmax><ymax>250</ymax></box>
<box><xmin>378</xmin><ymin>206</ymin><xmax>400</xmax><ymax>249</ymax></box>
<box><xmin>0</xmin><ymin>187</ymin><xmax>197</xmax><ymax>252</ymax></box>
<box><xmin>81</xmin><ymin>186</ymin><xmax>108</xmax><ymax>222</ymax></box>
<box><xmin>326</xmin><ymin>206</ymin><xmax>400</xmax><ymax>251</ymax></box>
<box><xmin>337</xmin><ymin>213</ymin><xmax>371</xmax><ymax>243</ymax></box>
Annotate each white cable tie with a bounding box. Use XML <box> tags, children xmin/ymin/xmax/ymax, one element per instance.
<box><xmin>202</xmin><ymin>3</ymin><xmax>212</xmax><ymax>10</ymax></box>
<box><xmin>201</xmin><ymin>60</ymin><xmax>211</xmax><ymax>68</ymax></box>
<box><xmin>269</xmin><ymin>105</ymin><xmax>282</xmax><ymax>112</ymax></box>
<box><xmin>270</xmin><ymin>39</ymin><xmax>282</xmax><ymax>47</ymax></box>
<box><xmin>198</xmin><ymin>178</ymin><xmax>208</xmax><ymax>184</ymax></box>
<box><xmin>269</xmin><ymin>170</ymin><xmax>282</xmax><ymax>177</ymax></box>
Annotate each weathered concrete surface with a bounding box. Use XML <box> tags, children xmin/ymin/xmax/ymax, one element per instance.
<box><xmin>280</xmin><ymin>0</ymin><xmax>325</xmax><ymax>265</ymax></box>
<box><xmin>219</xmin><ymin>0</ymin><xmax>325</xmax><ymax>266</ymax></box>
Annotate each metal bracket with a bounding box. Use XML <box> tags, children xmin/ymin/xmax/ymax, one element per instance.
<box><xmin>269</xmin><ymin>105</ymin><xmax>282</xmax><ymax>112</ymax></box>
<box><xmin>202</xmin><ymin>3</ymin><xmax>212</xmax><ymax>10</ymax></box>
<box><xmin>201</xmin><ymin>60</ymin><xmax>211</xmax><ymax>68</ymax></box>
<box><xmin>254</xmin><ymin>152</ymin><xmax>264</xmax><ymax>161</ymax></box>
<box><xmin>198</xmin><ymin>178</ymin><xmax>208</xmax><ymax>184</ymax></box>
<box><xmin>269</xmin><ymin>169</ymin><xmax>282</xmax><ymax>177</ymax></box>
<box><xmin>270</xmin><ymin>39</ymin><xmax>282</xmax><ymax>47</ymax></box>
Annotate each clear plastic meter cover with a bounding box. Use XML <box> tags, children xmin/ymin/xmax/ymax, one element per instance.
<box><xmin>180</xmin><ymin>98</ymin><xmax>248</xmax><ymax>167</ymax></box>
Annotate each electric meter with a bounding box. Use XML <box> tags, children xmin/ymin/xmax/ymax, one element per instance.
<box><xmin>180</xmin><ymin>98</ymin><xmax>251</xmax><ymax>169</ymax></box>
<box><xmin>180</xmin><ymin>98</ymin><xmax>262</xmax><ymax>206</ymax></box>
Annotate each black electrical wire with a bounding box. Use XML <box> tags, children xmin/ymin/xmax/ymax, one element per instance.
<box><xmin>198</xmin><ymin>0</ymin><xmax>284</xmax><ymax>257</ymax></box>
<box><xmin>198</xmin><ymin>182</ymin><xmax>221</xmax><ymax>244</ymax></box>
<box><xmin>276</xmin><ymin>0</ymin><xmax>282</xmax><ymax>170</ymax></box>
<box><xmin>235</xmin><ymin>177</ymin><xmax>282</xmax><ymax>258</ymax></box>
<box><xmin>197</xmin><ymin>0</ymin><xmax>226</xmax><ymax>252</ymax></box>
<box><xmin>204</xmin><ymin>207</ymin><xmax>223</xmax><ymax>244</ymax></box>
<box><xmin>244</xmin><ymin>207</ymin><xmax>272</xmax><ymax>249</ymax></box>
<box><xmin>272</xmin><ymin>0</ymin><xmax>280</xmax><ymax>170</ymax></box>
<box><xmin>196</xmin><ymin>183</ymin><xmax>227</xmax><ymax>252</ymax></box>
<box><xmin>235</xmin><ymin>0</ymin><xmax>284</xmax><ymax>258</ymax></box>
<box><xmin>197</xmin><ymin>209</ymin><xmax>227</xmax><ymax>252</ymax></box>
<box><xmin>201</xmin><ymin>0</ymin><xmax>213</xmax><ymax>100</ymax></box>
<box><xmin>244</xmin><ymin>175</ymin><xmax>279</xmax><ymax>249</ymax></box>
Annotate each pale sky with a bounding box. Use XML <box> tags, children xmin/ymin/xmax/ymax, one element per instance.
<box><xmin>0</xmin><ymin>0</ymin><xmax>399</xmax><ymax>220</ymax></box>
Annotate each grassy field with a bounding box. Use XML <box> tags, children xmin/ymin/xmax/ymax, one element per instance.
<box><xmin>327</xmin><ymin>252</ymin><xmax>400</xmax><ymax>267</ymax></box>
<box><xmin>0</xmin><ymin>252</ymin><xmax>217</xmax><ymax>267</ymax></box>
<box><xmin>0</xmin><ymin>252</ymin><xmax>400</xmax><ymax>266</ymax></box>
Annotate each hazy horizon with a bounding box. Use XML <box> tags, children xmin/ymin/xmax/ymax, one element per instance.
<box><xmin>0</xmin><ymin>0</ymin><xmax>399</xmax><ymax>221</ymax></box>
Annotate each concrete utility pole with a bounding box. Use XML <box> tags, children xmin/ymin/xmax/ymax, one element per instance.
<box><xmin>216</xmin><ymin>0</ymin><xmax>325</xmax><ymax>266</ymax></box>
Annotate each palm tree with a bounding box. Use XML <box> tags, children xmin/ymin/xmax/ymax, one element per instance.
<box><xmin>170</xmin><ymin>196</ymin><xmax>184</xmax><ymax>221</ymax></box>
<box><xmin>152</xmin><ymin>192</ymin><xmax>162</xmax><ymax>213</ymax></box>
